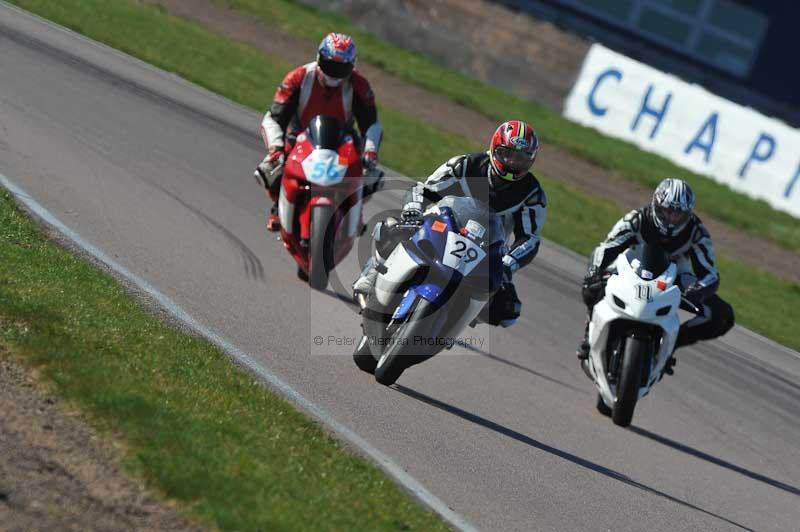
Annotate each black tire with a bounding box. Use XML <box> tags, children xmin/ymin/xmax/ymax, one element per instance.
<box><xmin>308</xmin><ymin>205</ymin><xmax>335</xmax><ymax>290</ymax></box>
<box><xmin>374</xmin><ymin>300</ymin><xmax>443</xmax><ymax>386</ymax></box>
<box><xmin>612</xmin><ymin>335</ymin><xmax>646</xmax><ymax>427</ymax></box>
<box><xmin>352</xmin><ymin>335</ymin><xmax>377</xmax><ymax>374</ymax></box>
<box><xmin>596</xmin><ymin>393</ymin><xmax>612</xmax><ymax>417</ymax></box>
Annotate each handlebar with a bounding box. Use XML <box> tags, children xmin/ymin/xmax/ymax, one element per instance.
<box><xmin>680</xmin><ymin>296</ymin><xmax>700</xmax><ymax>314</ymax></box>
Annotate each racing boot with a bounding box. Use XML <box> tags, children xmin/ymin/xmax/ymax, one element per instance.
<box><xmin>266</xmin><ymin>203</ymin><xmax>280</xmax><ymax>232</ymax></box>
<box><xmin>576</xmin><ymin>320</ymin><xmax>590</xmax><ymax>361</ymax></box>
<box><xmin>663</xmin><ymin>355</ymin><xmax>676</xmax><ymax>376</ymax></box>
<box><xmin>352</xmin><ymin>257</ymin><xmax>379</xmax><ymax>310</ymax></box>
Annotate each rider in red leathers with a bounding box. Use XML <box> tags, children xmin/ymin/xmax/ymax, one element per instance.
<box><xmin>254</xmin><ymin>32</ymin><xmax>384</xmax><ymax>231</ymax></box>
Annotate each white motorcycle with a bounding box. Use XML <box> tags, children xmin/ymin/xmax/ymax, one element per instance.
<box><xmin>581</xmin><ymin>243</ymin><xmax>688</xmax><ymax>427</ymax></box>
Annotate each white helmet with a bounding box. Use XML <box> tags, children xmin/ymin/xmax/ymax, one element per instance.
<box><xmin>651</xmin><ymin>178</ymin><xmax>695</xmax><ymax>236</ymax></box>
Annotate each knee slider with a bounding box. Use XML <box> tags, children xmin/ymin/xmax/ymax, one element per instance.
<box><xmin>718</xmin><ymin>301</ymin><xmax>735</xmax><ymax>336</ymax></box>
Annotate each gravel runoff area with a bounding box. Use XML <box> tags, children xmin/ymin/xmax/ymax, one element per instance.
<box><xmin>143</xmin><ymin>0</ymin><xmax>800</xmax><ymax>285</ymax></box>
<box><xmin>0</xmin><ymin>347</ymin><xmax>199</xmax><ymax>532</ymax></box>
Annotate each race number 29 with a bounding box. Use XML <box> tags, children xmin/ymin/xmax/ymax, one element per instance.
<box><xmin>442</xmin><ymin>232</ymin><xmax>485</xmax><ymax>276</ymax></box>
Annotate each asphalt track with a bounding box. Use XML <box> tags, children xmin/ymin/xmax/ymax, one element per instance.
<box><xmin>1</xmin><ymin>5</ymin><xmax>799</xmax><ymax>531</ymax></box>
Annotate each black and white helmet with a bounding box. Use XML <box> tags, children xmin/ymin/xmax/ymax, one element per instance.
<box><xmin>651</xmin><ymin>178</ymin><xmax>695</xmax><ymax>237</ymax></box>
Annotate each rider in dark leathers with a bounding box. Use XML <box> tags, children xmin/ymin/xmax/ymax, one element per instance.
<box><xmin>353</xmin><ymin>120</ymin><xmax>546</xmax><ymax>327</ymax></box>
<box><xmin>576</xmin><ymin>178</ymin><xmax>735</xmax><ymax>371</ymax></box>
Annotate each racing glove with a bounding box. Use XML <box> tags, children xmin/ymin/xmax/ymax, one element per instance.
<box><xmin>682</xmin><ymin>282</ymin><xmax>707</xmax><ymax>310</ymax></box>
<box><xmin>255</xmin><ymin>145</ymin><xmax>285</xmax><ymax>188</ymax></box>
<box><xmin>581</xmin><ymin>270</ymin><xmax>605</xmax><ymax>308</ymax></box>
<box><xmin>400</xmin><ymin>201</ymin><xmax>424</xmax><ymax>226</ymax></box>
<box><xmin>361</xmin><ymin>149</ymin><xmax>378</xmax><ymax>171</ymax></box>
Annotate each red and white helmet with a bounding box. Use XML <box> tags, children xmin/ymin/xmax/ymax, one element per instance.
<box><xmin>489</xmin><ymin>120</ymin><xmax>539</xmax><ymax>181</ymax></box>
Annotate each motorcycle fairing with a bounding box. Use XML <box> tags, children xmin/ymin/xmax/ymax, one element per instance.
<box><xmin>278</xmin><ymin>121</ymin><xmax>363</xmax><ymax>275</ymax></box>
<box><xmin>588</xmin><ymin>251</ymin><xmax>681</xmax><ymax>405</ymax></box>
<box><xmin>392</xmin><ymin>284</ymin><xmax>443</xmax><ymax>321</ymax></box>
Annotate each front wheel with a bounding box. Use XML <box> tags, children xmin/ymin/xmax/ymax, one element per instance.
<box><xmin>612</xmin><ymin>335</ymin><xmax>646</xmax><ymax>427</ymax></box>
<box><xmin>308</xmin><ymin>204</ymin><xmax>335</xmax><ymax>290</ymax></box>
<box><xmin>353</xmin><ymin>335</ymin><xmax>377</xmax><ymax>374</ymax></box>
<box><xmin>375</xmin><ymin>299</ymin><xmax>443</xmax><ymax>386</ymax></box>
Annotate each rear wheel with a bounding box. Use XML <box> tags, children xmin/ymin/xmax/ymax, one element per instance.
<box><xmin>374</xmin><ymin>300</ymin><xmax>442</xmax><ymax>386</ymax></box>
<box><xmin>612</xmin><ymin>336</ymin><xmax>646</xmax><ymax>427</ymax></box>
<box><xmin>308</xmin><ymin>205</ymin><xmax>335</xmax><ymax>290</ymax></box>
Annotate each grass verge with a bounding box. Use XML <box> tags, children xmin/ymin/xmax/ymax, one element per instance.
<box><xmin>0</xmin><ymin>184</ymin><xmax>451</xmax><ymax>531</ymax></box>
<box><xmin>7</xmin><ymin>0</ymin><xmax>800</xmax><ymax>347</ymax></box>
<box><xmin>205</xmin><ymin>0</ymin><xmax>800</xmax><ymax>254</ymax></box>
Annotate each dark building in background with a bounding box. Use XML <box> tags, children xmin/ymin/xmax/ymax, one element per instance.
<box><xmin>497</xmin><ymin>0</ymin><xmax>800</xmax><ymax>126</ymax></box>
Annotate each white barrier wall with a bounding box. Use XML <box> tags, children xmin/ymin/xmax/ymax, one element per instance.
<box><xmin>564</xmin><ymin>44</ymin><xmax>800</xmax><ymax>218</ymax></box>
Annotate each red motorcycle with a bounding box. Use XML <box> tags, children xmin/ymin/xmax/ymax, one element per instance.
<box><xmin>278</xmin><ymin>115</ymin><xmax>370</xmax><ymax>290</ymax></box>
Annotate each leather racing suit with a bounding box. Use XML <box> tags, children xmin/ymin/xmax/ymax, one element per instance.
<box><xmin>356</xmin><ymin>151</ymin><xmax>547</xmax><ymax>327</ymax></box>
<box><xmin>256</xmin><ymin>62</ymin><xmax>384</xmax><ymax>200</ymax></box>
<box><xmin>583</xmin><ymin>206</ymin><xmax>735</xmax><ymax>349</ymax></box>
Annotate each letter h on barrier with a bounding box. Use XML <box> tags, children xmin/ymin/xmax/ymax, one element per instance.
<box><xmin>631</xmin><ymin>84</ymin><xmax>672</xmax><ymax>140</ymax></box>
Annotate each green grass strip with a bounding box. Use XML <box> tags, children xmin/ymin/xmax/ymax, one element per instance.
<box><xmin>0</xmin><ymin>182</ymin><xmax>451</xmax><ymax>531</ymax></box>
<box><xmin>207</xmin><ymin>0</ymin><xmax>800</xmax><ymax>254</ymax></box>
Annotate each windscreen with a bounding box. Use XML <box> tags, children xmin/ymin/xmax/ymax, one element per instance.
<box><xmin>306</xmin><ymin>115</ymin><xmax>344</xmax><ymax>150</ymax></box>
<box><xmin>624</xmin><ymin>243</ymin><xmax>671</xmax><ymax>280</ymax></box>
<box><xmin>432</xmin><ymin>196</ymin><xmax>505</xmax><ymax>245</ymax></box>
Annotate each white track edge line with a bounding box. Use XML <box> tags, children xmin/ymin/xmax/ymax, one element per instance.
<box><xmin>0</xmin><ymin>172</ymin><xmax>479</xmax><ymax>532</ymax></box>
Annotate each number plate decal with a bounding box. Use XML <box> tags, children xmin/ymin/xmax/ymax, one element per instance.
<box><xmin>442</xmin><ymin>231</ymin><xmax>486</xmax><ymax>275</ymax></box>
<box><xmin>634</xmin><ymin>284</ymin><xmax>653</xmax><ymax>302</ymax></box>
<box><xmin>301</xmin><ymin>149</ymin><xmax>347</xmax><ymax>186</ymax></box>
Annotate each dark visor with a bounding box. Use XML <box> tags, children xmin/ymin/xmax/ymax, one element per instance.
<box><xmin>495</xmin><ymin>145</ymin><xmax>533</xmax><ymax>174</ymax></box>
<box><xmin>655</xmin><ymin>205</ymin><xmax>690</xmax><ymax>227</ymax></box>
<box><xmin>318</xmin><ymin>58</ymin><xmax>354</xmax><ymax>79</ymax></box>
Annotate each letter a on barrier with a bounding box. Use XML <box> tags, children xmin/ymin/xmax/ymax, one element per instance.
<box><xmin>684</xmin><ymin>112</ymin><xmax>718</xmax><ymax>164</ymax></box>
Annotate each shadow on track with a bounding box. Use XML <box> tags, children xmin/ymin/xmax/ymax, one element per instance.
<box><xmin>462</xmin><ymin>344</ymin><xmax>589</xmax><ymax>395</ymax></box>
<box><xmin>395</xmin><ymin>384</ymin><xmax>755</xmax><ymax>532</ymax></box>
<box><xmin>628</xmin><ymin>426</ymin><xmax>800</xmax><ymax>497</ymax></box>
<box><xmin>315</xmin><ymin>287</ymin><xmax>360</xmax><ymax>310</ymax></box>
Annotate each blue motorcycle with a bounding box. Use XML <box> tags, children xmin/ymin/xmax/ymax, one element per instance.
<box><xmin>353</xmin><ymin>196</ymin><xmax>505</xmax><ymax>385</ymax></box>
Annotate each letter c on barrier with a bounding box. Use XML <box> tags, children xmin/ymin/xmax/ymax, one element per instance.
<box><xmin>738</xmin><ymin>132</ymin><xmax>776</xmax><ymax>178</ymax></box>
<box><xmin>587</xmin><ymin>68</ymin><xmax>622</xmax><ymax>117</ymax></box>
